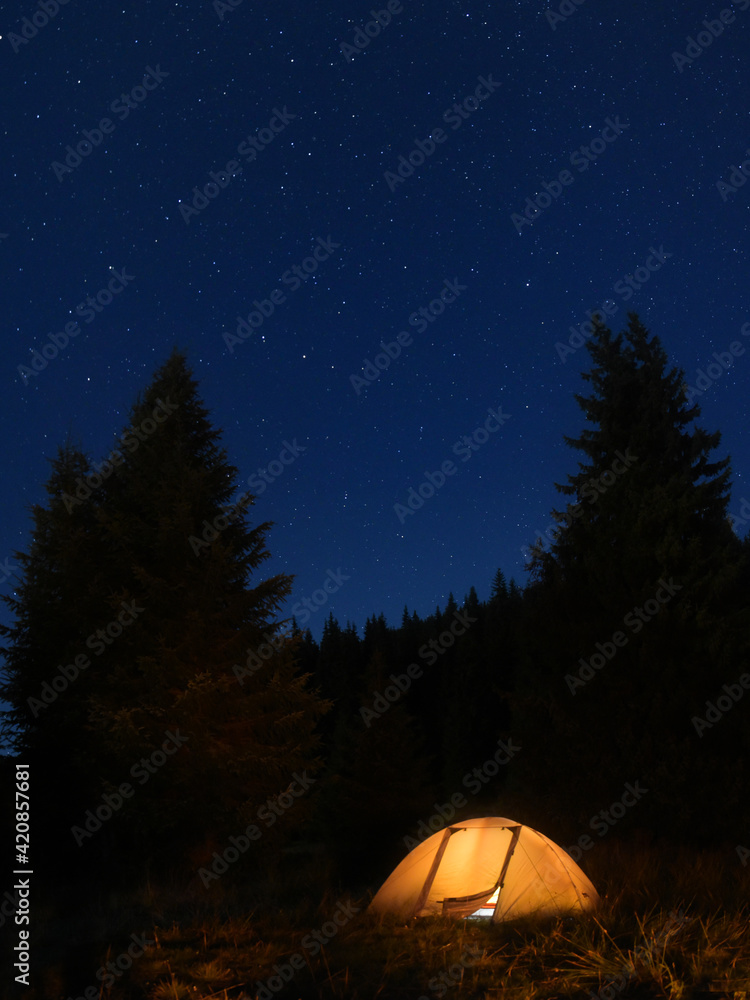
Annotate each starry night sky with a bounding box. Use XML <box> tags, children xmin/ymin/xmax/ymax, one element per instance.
<box><xmin>2</xmin><ymin>0</ymin><xmax>749</xmax><ymax>639</ymax></box>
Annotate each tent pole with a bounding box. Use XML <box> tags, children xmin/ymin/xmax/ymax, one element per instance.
<box><xmin>492</xmin><ymin>825</ymin><xmax>521</xmax><ymax>920</ymax></box>
<box><xmin>411</xmin><ymin>827</ymin><xmax>459</xmax><ymax>917</ymax></box>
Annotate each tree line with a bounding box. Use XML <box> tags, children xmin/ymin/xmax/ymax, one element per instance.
<box><xmin>2</xmin><ymin>313</ymin><xmax>749</xmax><ymax>896</ymax></box>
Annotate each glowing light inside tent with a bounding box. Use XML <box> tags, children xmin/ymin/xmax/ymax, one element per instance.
<box><xmin>369</xmin><ymin>817</ymin><xmax>600</xmax><ymax>922</ymax></box>
<box><xmin>469</xmin><ymin>887</ymin><xmax>499</xmax><ymax>919</ymax></box>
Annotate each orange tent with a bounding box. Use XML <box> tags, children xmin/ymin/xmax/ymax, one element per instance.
<box><xmin>369</xmin><ymin>817</ymin><xmax>599</xmax><ymax>922</ymax></box>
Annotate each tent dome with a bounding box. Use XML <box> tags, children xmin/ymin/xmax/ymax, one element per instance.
<box><xmin>369</xmin><ymin>816</ymin><xmax>599</xmax><ymax>922</ymax></box>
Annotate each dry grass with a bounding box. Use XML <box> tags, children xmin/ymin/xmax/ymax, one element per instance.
<box><xmin>30</xmin><ymin>839</ymin><xmax>750</xmax><ymax>1000</ymax></box>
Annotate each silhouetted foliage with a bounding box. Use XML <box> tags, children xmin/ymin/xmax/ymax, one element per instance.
<box><xmin>1</xmin><ymin>350</ymin><xmax>329</xmax><ymax>878</ymax></box>
<box><xmin>511</xmin><ymin>314</ymin><xmax>750</xmax><ymax>841</ymax></box>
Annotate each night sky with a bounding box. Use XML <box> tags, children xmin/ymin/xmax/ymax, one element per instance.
<box><xmin>2</xmin><ymin>0</ymin><xmax>749</xmax><ymax>640</ymax></box>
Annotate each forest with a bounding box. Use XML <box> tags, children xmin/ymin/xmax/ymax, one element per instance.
<box><xmin>2</xmin><ymin>313</ymin><xmax>749</xmax><ymax>998</ymax></box>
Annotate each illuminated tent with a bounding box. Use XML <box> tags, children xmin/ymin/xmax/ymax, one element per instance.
<box><xmin>369</xmin><ymin>817</ymin><xmax>599</xmax><ymax>922</ymax></box>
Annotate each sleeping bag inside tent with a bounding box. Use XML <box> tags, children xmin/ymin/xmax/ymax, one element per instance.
<box><xmin>369</xmin><ymin>817</ymin><xmax>599</xmax><ymax>922</ymax></box>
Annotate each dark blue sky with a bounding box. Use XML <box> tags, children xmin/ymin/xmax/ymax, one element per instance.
<box><xmin>2</xmin><ymin>0</ymin><xmax>749</xmax><ymax>639</ymax></box>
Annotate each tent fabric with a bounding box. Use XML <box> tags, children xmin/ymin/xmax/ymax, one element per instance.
<box><xmin>369</xmin><ymin>817</ymin><xmax>599</xmax><ymax>922</ymax></box>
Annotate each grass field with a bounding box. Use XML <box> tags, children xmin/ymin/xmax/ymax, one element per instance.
<box><xmin>34</xmin><ymin>839</ymin><xmax>750</xmax><ymax>999</ymax></box>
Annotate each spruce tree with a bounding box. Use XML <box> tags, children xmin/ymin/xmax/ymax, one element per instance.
<box><xmin>485</xmin><ymin>570</ymin><xmax>518</xmax><ymax>758</ymax></box>
<box><xmin>533</xmin><ymin>313</ymin><xmax>735</xmax><ymax>600</ymax></box>
<box><xmin>513</xmin><ymin>314</ymin><xmax>749</xmax><ymax>840</ymax></box>
<box><xmin>439</xmin><ymin>588</ymin><xmax>485</xmax><ymax>788</ymax></box>
<box><xmin>1</xmin><ymin>350</ymin><xmax>329</xmax><ymax>871</ymax></box>
<box><xmin>489</xmin><ymin>569</ymin><xmax>509</xmax><ymax>604</ymax></box>
<box><xmin>0</xmin><ymin>443</ymin><xmax>107</xmax><ymax>858</ymax></box>
<box><xmin>314</xmin><ymin>614</ymin><xmax>366</xmax><ymax>750</ymax></box>
<box><xmin>318</xmin><ymin>649</ymin><xmax>433</xmax><ymax>883</ymax></box>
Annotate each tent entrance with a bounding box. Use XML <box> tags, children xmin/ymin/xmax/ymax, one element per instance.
<box><xmin>469</xmin><ymin>887</ymin><xmax>499</xmax><ymax>918</ymax></box>
<box><xmin>445</xmin><ymin>825</ymin><xmax>521</xmax><ymax>920</ymax></box>
<box><xmin>442</xmin><ymin>885</ymin><xmax>498</xmax><ymax>917</ymax></box>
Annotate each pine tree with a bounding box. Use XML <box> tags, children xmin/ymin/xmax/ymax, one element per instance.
<box><xmin>489</xmin><ymin>569</ymin><xmax>509</xmax><ymax>604</ymax></box>
<box><xmin>315</xmin><ymin>614</ymin><xmax>365</xmax><ymax>750</ymax></box>
<box><xmin>362</xmin><ymin>611</ymin><xmax>390</xmax><ymax>662</ymax></box>
<box><xmin>513</xmin><ymin>314</ymin><xmax>749</xmax><ymax>840</ymax></box>
<box><xmin>532</xmin><ymin>313</ymin><xmax>735</xmax><ymax>601</ymax></box>
<box><xmin>0</xmin><ymin>443</ymin><xmax>107</xmax><ymax>851</ymax></box>
<box><xmin>444</xmin><ymin>592</ymin><xmax>458</xmax><ymax>624</ymax></box>
<box><xmin>1</xmin><ymin>350</ymin><xmax>329</xmax><ymax>870</ymax></box>
<box><xmin>485</xmin><ymin>570</ymin><xmax>518</xmax><ymax>756</ymax></box>
<box><xmin>318</xmin><ymin>649</ymin><xmax>434</xmax><ymax>883</ymax></box>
